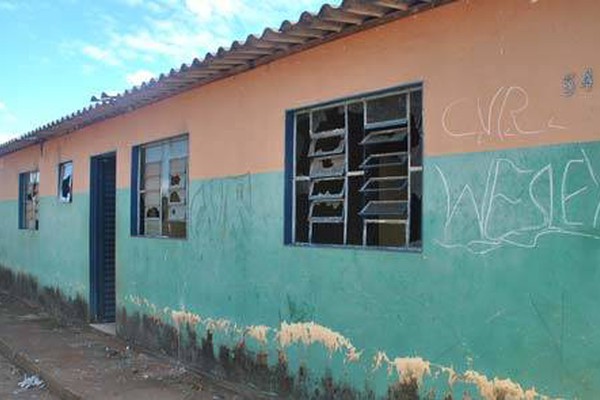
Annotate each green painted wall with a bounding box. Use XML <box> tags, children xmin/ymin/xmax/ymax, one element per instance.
<box><xmin>0</xmin><ymin>194</ymin><xmax>89</xmax><ymax>300</ymax></box>
<box><xmin>115</xmin><ymin>140</ymin><xmax>600</xmax><ymax>398</ymax></box>
<box><xmin>1</xmin><ymin>140</ymin><xmax>599</xmax><ymax>398</ymax></box>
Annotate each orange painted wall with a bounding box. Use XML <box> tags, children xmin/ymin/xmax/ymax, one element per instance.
<box><xmin>0</xmin><ymin>0</ymin><xmax>598</xmax><ymax>200</ymax></box>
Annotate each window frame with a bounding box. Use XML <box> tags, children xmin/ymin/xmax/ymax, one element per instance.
<box><xmin>284</xmin><ymin>83</ymin><xmax>424</xmax><ymax>252</ymax></box>
<box><xmin>18</xmin><ymin>170</ymin><xmax>40</xmax><ymax>231</ymax></box>
<box><xmin>57</xmin><ymin>160</ymin><xmax>74</xmax><ymax>204</ymax></box>
<box><xmin>131</xmin><ymin>134</ymin><xmax>189</xmax><ymax>240</ymax></box>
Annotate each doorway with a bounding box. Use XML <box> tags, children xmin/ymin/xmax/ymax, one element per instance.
<box><xmin>89</xmin><ymin>152</ymin><xmax>116</xmax><ymax>323</ymax></box>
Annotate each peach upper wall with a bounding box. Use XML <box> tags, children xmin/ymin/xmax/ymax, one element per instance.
<box><xmin>0</xmin><ymin>0</ymin><xmax>598</xmax><ymax>200</ymax></box>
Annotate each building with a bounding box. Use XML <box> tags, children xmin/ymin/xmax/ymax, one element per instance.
<box><xmin>0</xmin><ymin>0</ymin><xmax>599</xmax><ymax>398</ymax></box>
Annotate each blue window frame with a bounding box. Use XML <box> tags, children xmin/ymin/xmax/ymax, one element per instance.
<box><xmin>131</xmin><ymin>135</ymin><xmax>189</xmax><ymax>239</ymax></box>
<box><xmin>285</xmin><ymin>85</ymin><xmax>423</xmax><ymax>250</ymax></box>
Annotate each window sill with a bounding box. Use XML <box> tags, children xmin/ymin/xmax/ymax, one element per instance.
<box><xmin>286</xmin><ymin>242</ymin><xmax>422</xmax><ymax>254</ymax></box>
<box><xmin>130</xmin><ymin>234</ymin><xmax>188</xmax><ymax>242</ymax></box>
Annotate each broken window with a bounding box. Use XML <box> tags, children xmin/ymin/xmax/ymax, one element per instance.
<box><xmin>290</xmin><ymin>86</ymin><xmax>423</xmax><ymax>250</ymax></box>
<box><xmin>18</xmin><ymin>170</ymin><xmax>39</xmax><ymax>230</ymax></box>
<box><xmin>136</xmin><ymin>136</ymin><xmax>188</xmax><ymax>239</ymax></box>
<box><xmin>58</xmin><ymin>161</ymin><xmax>73</xmax><ymax>203</ymax></box>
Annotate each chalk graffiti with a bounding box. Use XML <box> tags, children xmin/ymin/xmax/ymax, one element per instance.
<box><xmin>442</xmin><ymin>86</ymin><xmax>567</xmax><ymax>143</ymax></box>
<box><xmin>189</xmin><ymin>174</ymin><xmax>252</xmax><ymax>245</ymax></box>
<box><xmin>435</xmin><ymin>149</ymin><xmax>600</xmax><ymax>254</ymax></box>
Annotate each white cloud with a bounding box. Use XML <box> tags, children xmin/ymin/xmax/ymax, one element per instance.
<box><xmin>185</xmin><ymin>0</ymin><xmax>237</xmax><ymax>21</ymax></box>
<box><xmin>80</xmin><ymin>0</ymin><xmax>341</xmax><ymax>82</ymax></box>
<box><xmin>0</xmin><ymin>101</ymin><xmax>6</xmax><ymax>111</ymax></box>
<box><xmin>82</xmin><ymin>45</ymin><xmax>121</xmax><ymax>66</ymax></box>
<box><xmin>126</xmin><ymin>69</ymin><xmax>155</xmax><ymax>86</ymax></box>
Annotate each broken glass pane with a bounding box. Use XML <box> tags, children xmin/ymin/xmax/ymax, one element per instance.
<box><xmin>311</xmin><ymin>106</ymin><xmax>345</xmax><ymax>133</ymax></box>
<box><xmin>366</xmin><ymin>94</ymin><xmax>407</xmax><ymax>124</ymax></box>
<box><xmin>295</xmin><ymin>113</ymin><xmax>311</xmax><ymax>177</ymax></box>
<box><xmin>360</xmin><ymin>127</ymin><xmax>407</xmax><ymax>145</ymax></box>
<box><xmin>146</xmin><ymin>207</ymin><xmax>160</xmax><ymax>218</ymax></box>
<box><xmin>59</xmin><ymin>162</ymin><xmax>73</xmax><ymax>203</ymax></box>
<box><xmin>309</xmin><ymin>155</ymin><xmax>345</xmax><ymax>178</ymax></box>
<box><xmin>169</xmin><ymin>191</ymin><xmax>181</xmax><ymax>203</ymax></box>
<box><xmin>139</xmin><ymin>137</ymin><xmax>189</xmax><ymax>238</ymax></box>
<box><xmin>169</xmin><ymin>158</ymin><xmax>186</xmax><ymax>188</ymax></box>
<box><xmin>168</xmin><ymin>204</ymin><xmax>186</xmax><ymax>221</ymax></box>
<box><xmin>23</xmin><ymin>171</ymin><xmax>40</xmax><ymax>230</ymax></box>
<box><xmin>309</xmin><ymin>178</ymin><xmax>345</xmax><ymax>200</ymax></box>
<box><xmin>309</xmin><ymin>200</ymin><xmax>344</xmax><ymax>223</ymax></box>
<box><xmin>308</xmin><ymin>136</ymin><xmax>345</xmax><ymax>158</ymax></box>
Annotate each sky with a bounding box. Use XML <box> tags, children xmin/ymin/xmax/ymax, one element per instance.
<box><xmin>0</xmin><ymin>0</ymin><xmax>341</xmax><ymax>145</ymax></box>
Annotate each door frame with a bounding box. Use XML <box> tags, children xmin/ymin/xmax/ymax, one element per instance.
<box><xmin>89</xmin><ymin>151</ymin><xmax>117</xmax><ymax>323</ymax></box>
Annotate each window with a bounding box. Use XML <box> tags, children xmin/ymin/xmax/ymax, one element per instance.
<box><xmin>58</xmin><ymin>161</ymin><xmax>73</xmax><ymax>203</ymax></box>
<box><xmin>288</xmin><ymin>86</ymin><xmax>423</xmax><ymax>250</ymax></box>
<box><xmin>18</xmin><ymin>170</ymin><xmax>40</xmax><ymax>230</ymax></box>
<box><xmin>133</xmin><ymin>135</ymin><xmax>188</xmax><ymax>238</ymax></box>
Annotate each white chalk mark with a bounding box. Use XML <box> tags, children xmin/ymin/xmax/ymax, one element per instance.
<box><xmin>442</xmin><ymin>98</ymin><xmax>480</xmax><ymax>138</ymax></box>
<box><xmin>561</xmin><ymin>159</ymin><xmax>586</xmax><ymax>226</ymax></box>
<box><xmin>434</xmin><ymin>165</ymin><xmax>452</xmax><ymax>223</ymax></box>
<box><xmin>442</xmin><ymin>85</ymin><xmax>568</xmax><ymax>143</ymax></box>
<box><xmin>528</xmin><ymin>165</ymin><xmax>553</xmax><ymax>230</ymax></box>
<box><xmin>435</xmin><ymin>148</ymin><xmax>600</xmax><ymax>255</ymax></box>
<box><xmin>582</xmin><ymin>149</ymin><xmax>599</xmax><ymax>186</ymax></box>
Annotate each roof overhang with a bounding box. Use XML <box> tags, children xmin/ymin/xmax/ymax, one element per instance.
<box><xmin>0</xmin><ymin>0</ymin><xmax>456</xmax><ymax>157</ymax></box>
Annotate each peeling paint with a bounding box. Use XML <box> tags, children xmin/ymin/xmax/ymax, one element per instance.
<box><xmin>125</xmin><ymin>296</ymin><xmax>559</xmax><ymax>399</ymax></box>
<box><xmin>374</xmin><ymin>352</ymin><xmax>431</xmax><ymax>384</ymax></box>
<box><xmin>277</xmin><ymin>322</ymin><xmax>361</xmax><ymax>362</ymax></box>
<box><xmin>206</xmin><ymin>318</ymin><xmax>233</xmax><ymax>333</ymax></box>
<box><xmin>171</xmin><ymin>310</ymin><xmax>201</xmax><ymax>328</ymax></box>
<box><xmin>463</xmin><ymin>370</ymin><xmax>540</xmax><ymax>400</ymax></box>
<box><xmin>245</xmin><ymin>325</ymin><xmax>270</xmax><ymax>345</ymax></box>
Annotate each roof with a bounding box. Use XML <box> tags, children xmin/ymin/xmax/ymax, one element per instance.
<box><xmin>0</xmin><ymin>0</ymin><xmax>454</xmax><ymax>157</ymax></box>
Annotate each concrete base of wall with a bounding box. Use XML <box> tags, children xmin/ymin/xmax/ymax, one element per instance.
<box><xmin>0</xmin><ymin>265</ymin><xmax>88</xmax><ymax>326</ymax></box>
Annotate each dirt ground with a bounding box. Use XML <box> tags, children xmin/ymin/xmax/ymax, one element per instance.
<box><xmin>0</xmin><ymin>292</ymin><xmax>260</xmax><ymax>399</ymax></box>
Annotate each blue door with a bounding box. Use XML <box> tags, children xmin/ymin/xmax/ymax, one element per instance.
<box><xmin>90</xmin><ymin>152</ymin><xmax>116</xmax><ymax>323</ymax></box>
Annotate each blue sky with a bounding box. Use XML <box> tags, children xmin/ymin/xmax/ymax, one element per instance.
<box><xmin>0</xmin><ymin>0</ymin><xmax>340</xmax><ymax>144</ymax></box>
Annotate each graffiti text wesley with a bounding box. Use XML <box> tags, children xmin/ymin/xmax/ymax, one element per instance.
<box><xmin>435</xmin><ymin>149</ymin><xmax>600</xmax><ymax>254</ymax></box>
